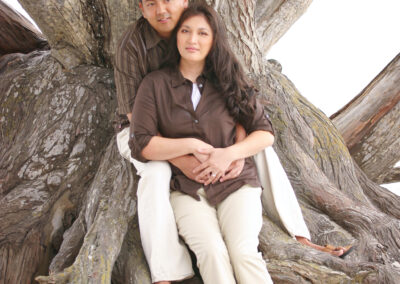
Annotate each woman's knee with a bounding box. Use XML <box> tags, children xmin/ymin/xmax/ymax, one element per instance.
<box><xmin>195</xmin><ymin>238</ymin><xmax>230</xmax><ymax>263</ymax></box>
<box><xmin>227</xmin><ymin>244</ymin><xmax>261</xmax><ymax>267</ymax></box>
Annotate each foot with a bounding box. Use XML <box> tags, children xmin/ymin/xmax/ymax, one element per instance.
<box><xmin>295</xmin><ymin>236</ymin><xmax>352</xmax><ymax>257</ymax></box>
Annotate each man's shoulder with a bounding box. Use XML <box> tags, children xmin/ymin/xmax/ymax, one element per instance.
<box><xmin>117</xmin><ymin>17</ymin><xmax>148</xmax><ymax>50</ymax></box>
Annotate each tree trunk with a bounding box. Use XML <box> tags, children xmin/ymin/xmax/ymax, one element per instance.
<box><xmin>331</xmin><ymin>53</ymin><xmax>400</xmax><ymax>184</ymax></box>
<box><xmin>1</xmin><ymin>0</ymin><xmax>400</xmax><ymax>283</ymax></box>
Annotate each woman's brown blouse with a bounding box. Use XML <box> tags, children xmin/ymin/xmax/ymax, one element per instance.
<box><xmin>129</xmin><ymin>67</ymin><xmax>274</xmax><ymax>205</ymax></box>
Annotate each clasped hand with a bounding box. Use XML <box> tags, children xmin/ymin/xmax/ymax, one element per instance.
<box><xmin>193</xmin><ymin>147</ymin><xmax>244</xmax><ymax>185</ymax></box>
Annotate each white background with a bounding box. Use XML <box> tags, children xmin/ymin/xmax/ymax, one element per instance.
<box><xmin>4</xmin><ymin>0</ymin><xmax>400</xmax><ymax>195</ymax></box>
<box><xmin>267</xmin><ymin>0</ymin><xmax>400</xmax><ymax>194</ymax></box>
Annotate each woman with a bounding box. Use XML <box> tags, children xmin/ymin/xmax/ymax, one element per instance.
<box><xmin>130</xmin><ymin>3</ymin><xmax>274</xmax><ymax>283</ymax></box>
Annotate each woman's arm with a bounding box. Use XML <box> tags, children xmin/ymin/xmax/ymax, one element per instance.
<box><xmin>193</xmin><ymin>130</ymin><xmax>274</xmax><ymax>185</ymax></box>
<box><xmin>225</xmin><ymin>129</ymin><xmax>274</xmax><ymax>160</ymax></box>
<box><xmin>141</xmin><ymin>136</ymin><xmax>212</xmax><ymax>161</ymax></box>
<box><xmin>219</xmin><ymin>123</ymin><xmax>246</xmax><ymax>182</ymax></box>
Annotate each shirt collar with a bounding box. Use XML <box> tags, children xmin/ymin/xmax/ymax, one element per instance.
<box><xmin>171</xmin><ymin>66</ymin><xmax>207</xmax><ymax>88</ymax></box>
<box><xmin>142</xmin><ymin>17</ymin><xmax>165</xmax><ymax>50</ymax></box>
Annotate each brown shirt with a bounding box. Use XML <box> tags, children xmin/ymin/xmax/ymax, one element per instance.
<box><xmin>114</xmin><ymin>17</ymin><xmax>167</xmax><ymax>118</ymax></box>
<box><xmin>129</xmin><ymin>67</ymin><xmax>274</xmax><ymax>205</ymax></box>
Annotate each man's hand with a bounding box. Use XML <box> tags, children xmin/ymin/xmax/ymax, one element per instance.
<box><xmin>127</xmin><ymin>112</ymin><xmax>132</xmax><ymax>123</ymax></box>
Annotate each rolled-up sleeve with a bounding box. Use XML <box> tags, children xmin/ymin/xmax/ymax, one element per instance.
<box><xmin>128</xmin><ymin>77</ymin><xmax>158</xmax><ymax>162</ymax></box>
<box><xmin>241</xmin><ymin>97</ymin><xmax>274</xmax><ymax>136</ymax></box>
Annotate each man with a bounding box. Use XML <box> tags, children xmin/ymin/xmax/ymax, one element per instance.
<box><xmin>114</xmin><ymin>1</ymin><xmax>247</xmax><ymax>283</ymax></box>
<box><xmin>114</xmin><ymin>1</ymin><xmax>350</xmax><ymax>283</ymax></box>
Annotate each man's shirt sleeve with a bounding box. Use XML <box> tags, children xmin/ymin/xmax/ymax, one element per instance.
<box><xmin>114</xmin><ymin>36</ymin><xmax>144</xmax><ymax>115</ymax></box>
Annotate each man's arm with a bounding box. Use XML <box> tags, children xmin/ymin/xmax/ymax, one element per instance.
<box><xmin>169</xmin><ymin>155</ymin><xmax>204</xmax><ymax>182</ymax></box>
<box><xmin>114</xmin><ymin>26</ymin><xmax>143</xmax><ymax>117</ymax></box>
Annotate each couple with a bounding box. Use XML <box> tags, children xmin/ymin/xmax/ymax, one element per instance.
<box><xmin>114</xmin><ymin>1</ymin><xmax>350</xmax><ymax>283</ymax></box>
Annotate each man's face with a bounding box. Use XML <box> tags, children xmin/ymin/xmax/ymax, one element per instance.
<box><xmin>140</xmin><ymin>0</ymin><xmax>189</xmax><ymax>39</ymax></box>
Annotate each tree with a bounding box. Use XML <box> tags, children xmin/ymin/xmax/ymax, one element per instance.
<box><xmin>1</xmin><ymin>0</ymin><xmax>399</xmax><ymax>283</ymax></box>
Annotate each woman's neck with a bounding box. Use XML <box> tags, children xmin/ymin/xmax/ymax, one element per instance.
<box><xmin>179</xmin><ymin>59</ymin><xmax>205</xmax><ymax>83</ymax></box>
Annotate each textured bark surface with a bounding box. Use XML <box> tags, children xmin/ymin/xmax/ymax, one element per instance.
<box><xmin>0</xmin><ymin>1</ymin><xmax>48</xmax><ymax>56</ymax></box>
<box><xmin>0</xmin><ymin>51</ymin><xmax>116</xmax><ymax>283</ymax></box>
<box><xmin>18</xmin><ymin>0</ymin><xmax>141</xmax><ymax>69</ymax></box>
<box><xmin>331</xmin><ymin>53</ymin><xmax>400</xmax><ymax>184</ymax></box>
<box><xmin>1</xmin><ymin>0</ymin><xmax>400</xmax><ymax>283</ymax></box>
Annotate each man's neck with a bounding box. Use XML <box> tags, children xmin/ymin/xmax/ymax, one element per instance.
<box><xmin>156</xmin><ymin>30</ymin><xmax>171</xmax><ymax>40</ymax></box>
<box><xmin>179</xmin><ymin>59</ymin><xmax>205</xmax><ymax>82</ymax></box>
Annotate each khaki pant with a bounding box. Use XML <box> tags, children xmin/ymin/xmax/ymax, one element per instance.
<box><xmin>117</xmin><ymin>127</ymin><xmax>311</xmax><ymax>282</ymax></box>
<box><xmin>170</xmin><ymin>186</ymin><xmax>273</xmax><ymax>284</ymax></box>
<box><xmin>116</xmin><ymin>128</ymin><xmax>194</xmax><ymax>283</ymax></box>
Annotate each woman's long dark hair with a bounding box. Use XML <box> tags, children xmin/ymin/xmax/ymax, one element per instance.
<box><xmin>163</xmin><ymin>3</ymin><xmax>256</xmax><ymax>123</ymax></box>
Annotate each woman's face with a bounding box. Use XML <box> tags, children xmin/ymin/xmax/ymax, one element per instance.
<box><xmin>177</xmin><ymin>15</ymin><xmax>213</xmax><ymax>64</ymax></box>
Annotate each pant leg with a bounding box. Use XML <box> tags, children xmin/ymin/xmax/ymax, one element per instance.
<box><xmin>254</xmin><ymin>148</ymin><xmax>311</xmax><ymax>240</ymax></box>
<box><xmin>116</xmin><ymin>128</ymin><xmax>194</xmax><ymax>282</ymax></box>
<box><xmin>170</xmin><ymin>189</ymin><xmax>236</xmax><ymax>284</ymax></box>
<box><xmin>217</xmin><ymin>185</ymin><xmax>273</xmax><ymax>284</ymax></box>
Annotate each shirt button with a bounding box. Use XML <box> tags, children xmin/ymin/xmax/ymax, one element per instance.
<box><xmin>194</xmin><ymin>119</ymin><xmax>199</xmax><ymax>124</ymax></box>
<box><xmin>198</xmin><ymin>83</ymin><xmax>203</xmax><ymax>88</ymax></box>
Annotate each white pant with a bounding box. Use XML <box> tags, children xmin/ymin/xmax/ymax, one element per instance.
<box><xmin>254</xmin><ymin>148</ymin><xmax>311</xmax><ymax>240</ymax></box>
<box><xmin>170</xmin><ymin>186</ymin><xmax>273</xmax><ymax>284</ymax></box>
<box><xmin>116</xmin><ymin>128</ymin><xmax>194</xmax><ymax>283</ymax></box>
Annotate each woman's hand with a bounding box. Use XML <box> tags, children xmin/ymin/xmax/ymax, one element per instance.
<box><xmin>189</xmin><ymin>139</ymin><xmax>213</xmax><ymax>163</ymax></box>
<box><xmin>219</xmin><ymin>158</ymin><xmax>245</xmax><ymax>182</ymax></box>
<box><xmin>193</xmin><ymin>148</ymin><xmax>235</xmax><ymax>185</ymax></box>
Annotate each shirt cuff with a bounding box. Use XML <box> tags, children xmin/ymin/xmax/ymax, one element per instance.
<box><xmin>128</xmin><ymin>132</ymin><xmax>153</xmax><ymax>163</ymax></box>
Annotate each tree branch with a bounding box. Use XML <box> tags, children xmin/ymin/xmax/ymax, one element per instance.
<box><xmin>382</xmin><ymin>168</ymin><xmax>400</xmax><ymax>184</ymax></box>
<box><xmin>0</xmin><ymin>1</ymin><xmax>48</xmax><ymax>56</ymax></box>
<box><xmin>331</xmin><ymin>53</ymin><xmax>400</xmax><ymax>184</ymax></box>
<box><xmin>255</xmin><ymin>0</ymin><xmax>313</xmax><ymax>56</ymax></box>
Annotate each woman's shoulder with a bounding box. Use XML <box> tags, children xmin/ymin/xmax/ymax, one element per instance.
<box><xmin>143</xmin><ymin>67</ymin><xmax>174</xmax><ymax>82</ymax></box>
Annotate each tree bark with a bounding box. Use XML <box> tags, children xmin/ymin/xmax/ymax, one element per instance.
<box><xmin>331</xmin><ymin>53</ymin><xmax>400</xmax><ymax>184</ymax></box>
<box><xmin>382</xmin><ymin>167</ymin><xmax>400</xmax><ymax>184</ymax></box>
<box><xmin>1</xmin><ymin>0</ymin><xmax>400</xmax><ymax>284</ymax></box>
<box><xmin>18</xmin><ymin>0</ymin><xmax>142</xmax><ymax>69</ymax></box>
<box><xmin>0</xmin><ymin>1</ymin><xmax>48</xmax><ymax>56</ymax></box>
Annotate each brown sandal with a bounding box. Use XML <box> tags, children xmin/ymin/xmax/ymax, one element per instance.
<box><xmin>324</xmin><ymin>244</ymin><xmax>354</xmax><ymax>258</ymax></box>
